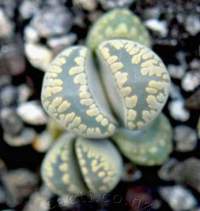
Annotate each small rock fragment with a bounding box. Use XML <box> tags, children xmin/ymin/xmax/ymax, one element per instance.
<box><xmin>30</xmin><ymin>6</ymin><xmax>72</xmax><ymax>38</ymax></box>
<box><xmin>47</xmin><ymin>34</ymin><xmax>77</xmax><ymax>55</ymax></box>
<box><xmin>168</xmin><ymin>100</ymin><xmax>190</xmax><ymax>121</ymax></box>
<box><xmin>0</xmin><ymin>37</ymin><xmax>26</xmax><ymax>75</ymax></box>
<box><xmin>24</xmin><ymin>26</ymin><xmax>39</xmax><ymax>43</ymax></box>
<box><xmin>3</xmin><ymin>128</ymin><xmax>36</xmax><ymax>147</ymax></box>
<box><xmin>185</xmin><ymin>15</ymin><xmax>200</xmax><ymax>35</ymax></box>
<box><xmin>32</xmin><ymin>131</ymin><xmax>54</xmax><ymax>153</ymax></box>
<box><xmin>182</xmin><ymin>70</ymin><xmax>200</xmax><ymax>92</ymax></box>
<box><xmin>73</xmin><ymin>0</ymin><xmax>97</xmax><ymax>11</ymax></box>
<box><xmin>169</xmin><ymin>83</ymin><xmax>183</xmax><ymax>100</ymax></box>
<box><xmin>23</xmin><ymin>185</ymin><xmax>52</xmax><ymax>211</ymax></box>
<box><xmin>185</xmin><ymin>89</ymin><xmax>200</xmax><ymax>110</ymax></box>
<box><xmin>25</xmin><ymin>43</ymin><xmax>53</xmax><ymax>71</ymax></box>
<box><xmin>159</xmin><ymin>158</ymin><xmax>200</xmax><ymax>194</ymax></box>
<box><xmin>17</xmin><ymin>84</ymin><xmax>32</xmax><ymax>104</ymax></box>
<box><xmin>0</xmin><ymin>86</ymin><xmax>18</xmax><ymax>107</ymax></box>
<box><xmin>17</xmin><ymin>101</ymin><xmax>47</xmax><ymax>125</ymax></box>
<box><xmin>159</xmin><ymin>186</ymin><xmax>197</xmax><ymax>211</ymax></box>
<box><xmin>145</xmin><ymin>19</ymin><xmax>168</xmax><ymax>37</ymax></box>
<box><xmin>0</xmin><ymin>108</ymin><xmax>23</xmax><ymax>135</ymax></box>
<box><xmin>98</xmin><ymin>0</ymin><xmax>135</xmax><ymax>9</ymax></box>
<box><xmin>0</xmin><ymin>9</ymin><xmax>13</xmax><ymax>38</ymax></box>
<box><xmin>168</xmin><ymin>65</ymin><xmax>185</xmax><ymax>79</ymax></box>
<box><xmin>19</xmin><ymin>0</ymin><xmax>39</xmax><ymax>20</ymax></box>
<box><xmin>1</xmin><ymin>169</ymin><xmax>38</xmax><ymax>207</ymax></box>
<box><xmin>174</xmin><ymin>125</ymin><xmax>197</xmax><ymax>152</ymax></box>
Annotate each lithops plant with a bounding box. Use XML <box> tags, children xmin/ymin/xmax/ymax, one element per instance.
<box><xmin>86</xmin><ymin>9</ymin><xmax>151</xmax><ymax>51</ymax></box>
<box><xmin>112</xmin><ymin>114</ymin><xmax>173</xmax><ymax>166</ymax></box>
<box><xmin>41</xmin><ymin>133</ymin><xmax>122</xmax><ymax>196</ymax></box>
<box><xmin>41</xmin><ymin>39</ymin><xmax>170</xmax><ymax>138</ymax></box>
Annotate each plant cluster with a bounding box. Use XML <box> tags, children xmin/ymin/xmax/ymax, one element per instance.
<box><xmin>41</xmin><ymin>9</ymin><xmax>172</xmax><ymax>197</ymax></box>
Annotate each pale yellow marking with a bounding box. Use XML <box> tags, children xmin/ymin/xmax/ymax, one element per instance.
<box><xmin>124</xmin><ymin>42</ymin><xmax>133</xmax><ymax>52</ymax></box>
<box><xmin>57</xmin><ymin>101</ymin><xmax>71</xmax><ymax>112</ymax></box>
<box><xmin>141</xmin><ymin>59</ymin><xmax>158</xmax><ymax>68</ymax></box>
<box><xmin>64</xmin><ymin>112</ymin><xmax>75</xmax><ymax>124</ymax></box>
<box><xmin>59</xmin><ymin>163</ymin><xmax>68</xmax><ymax>172</ymax></box>
<box><xmin>46</xmin><ymin>73</ymin><xmax>58</xmax><ymax>78</ymax></box>
<box><xmin>115</xmin><ymin>72</ymin><xmax>128</xmax><ymax>87</ymax></box>
<box><xmin>109</xmin><ymin>40</ymin><xmax>124</xmax><ymax>49</ymax></box>
<box><xmin>142</xmin><ymin>110</ymin><xmax>152</xmax><ymax>122</ymax></box>
<box><xmin>149</xmin><ymin>147</ymin><xmax>158</xmax><ymax>154</ymax></box>
<box><xmin>132</xmin><ymin>53</ymin><xmax>142</xmax><ymax>64</ymax></box>
<box><xmin>142</xmin><ymin>51</ymin><xmax>153</xmax><ymax>60</ymax></box>
<box><xmin>87</xmin><ymin>128</ymin><xmax>95</xmax><ymax>136</ymax></box>
<box><xmin>148</xmin><ymin>80</ymin><xmax>166</xmax><ymax>90</ymax></box>
<box><xmin>125</xmin><ymin>96</ymin><xmax>138</xmax><ymax>108</ymax></box>
<box><xmin>114</xmin><ymin>23</ymin><xmax>128</xmax><ymax>35</ymax></box>
<box><xmin>110</xmin><ymin>62</ymin><xmax>124</xmax><ymax>73</ymax></box>
<box><xmin>79</xmin><ymin>124</ymin><xmax>87</xmax><ymax>132</ymax></box>
<box><xmin>107</xmin><ymin>55</ymin><xmax>118</xmax><ymax>64</ymax></box>
<box><xmin>127</xmin><ymin>109</ymin><xmax>137</xmax><ymax>120</ymax></box>
<box><xmin>95</xmin><ymin>128</ymin><xmax>101</xmax><ymax>135</ymax></box>
<box><xmin>121</xmin><ymin>86</ymin><xmax>132</xmax><ymax>96</ymax></box>
<box><xmin>79</xmin><ymin>91</ymin><xmax>91</xmax><ymax>99</ymax></box>
<box><xmin>137</xmin><ymin>121</ymin><xmax>144</xmax><ymax>128</ymax></box>
<box><xmin>101</xmin><ymin>118</ymin><xmax>108</xmax><ymax>126</ymax></box>
<box><xmin>52</xmin><ymin>87</ymin><xmax>62</xmax><ymax>94</ymax></box>
<box><xmin>73</xmin><ymin>73</ymin><xmax>87</xmax><ymax>85</ymax></box>
<box><xmin>96</xmin><ymin>114</ymin><xmax>103</xmax><ymax>122</ymax></box>
<box><xmin>80</xmin><ymin>99</ymin><xmax>93</xmax><ymax>106</ymax></box>
<box><xmin>141</xmin><ymin>66</ymin><xmax>163</xmax><ymax>77</ymax></box>
<box><xmin>127</xmin><ymin>122</ymin><xmax>136</xmax><ymax>129</ymax></box>
<box><xmin>99</xmin><ymin>47</ymin><xmax>110</xmax><ymax>59</ymax></box>
<box><xmin>74</xmin><ymin>57</ymin><xmax>84</xmax><ymax>66</ymax></box>
<box><xmin>60</xmin><ymin>151</ymin><xmax>68</xmax><ymax>161</ymax></box>
<box><xmin>146</xmin><ymin>87</ymin><xmax>158</xmax><ymax>94</ymax></box>
<box><xmin>62</xmin><ymin>174</ymin><xmax>69</xmax><ymax>184</ymax></box>
<box><xmin>86</xmin><ymin>108</ymin><xmax>99</xmax><ymax>117</ymax></box>
<box><xmin>146</xmin><ymin>95</ymin><xmax>162</xmax><ymax>110</ymax></box>
<box><xmin>52</xmin><ymin>97</ymin><xmax>62</xmax><ymax>107</ymax></box>
<box><xmin>70</xmin><ymin>116</ymin><xmax>81</xmax><ymax>128</ymax></box>
<box><xmin>98</xmin><ymin>171</ymin><xmax>106</xmax><ymax>178</ymax></box>
<box><xmin>54</xmin><ymin>79</ymin><xmax>63</xmax><ymax>86</ymax></box>
<box><xmin>69</xmin><ymin>66</ymin><xmax>84</xmax><ymax>76</ymax></box>
<box><xmin>57</xmin><ymin>57</ymin><xmax>66</xmax><ymax>65</ymax></box>
<box><xmin>91</xmin><ymin>160</ymin><xmax>98</xmax><ymax>168</ymax></box>
<box><xmin>49</xmin><ymin>66</ymin><xmax>62</xmax><ymax>73</ymax></box>
<box><xmin>79</xmin><ymin>85</ymin><xmax>88</xmax><ymax>92</ymax></box>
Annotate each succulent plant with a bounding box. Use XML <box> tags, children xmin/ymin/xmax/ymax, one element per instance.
<box><xmin>112</xmin><ymin>114</ymin><xmax>173</xmax><ymax>166</ymax></box>
<box><xmin>41</xmin><ymin>39</ymin><xmax>170</xmax><ymax>138</ymax></box>
<box><xmin>86</xmin><ymin>9</ymin><xmax>151</xmax><ymax>51</ymax></box>
<box><xmin>41</xmin><ymin>8</ymin><xmax>172</xmax><ymax>197</ymax></box>
<box><xmin>41</xmin><ymin>133</ymin><xmax>122</xmax><ymax>196</ymax></box>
